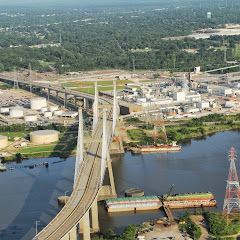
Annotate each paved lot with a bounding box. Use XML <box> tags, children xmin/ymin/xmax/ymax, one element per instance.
<box><xmin>139</xmin><ymin>219</ymin><xmax>185</xmax><ymax>240</ymax></box>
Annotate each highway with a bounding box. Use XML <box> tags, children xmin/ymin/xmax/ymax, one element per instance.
<box><xmin>0</xmin><ymin>75</ymin><xmax>114</xmax><ymax>239</ymax></box>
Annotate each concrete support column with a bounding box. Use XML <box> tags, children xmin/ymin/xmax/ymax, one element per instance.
<box><xmin>74</xmin><ymin>96</ymin><xmax>77</xmax><ymax>107</ymax></box>
<box><xmin>82</xmin><ymin>210</ymin><xmax>90</xmax><ymax>240</ymax></box>
<box><xmin>91</xmin><ymin>198</ymin><xmax>99</xmax><ymax>232</ymax></box>
<box><xmin>64</xmin><ymin>93</ymin><xmax>67</xmax><ymax>108</ymax></box>
<box><xmin>56</xmin><ymin>91</ymin><xmax>59</xmax><ymax>101</ymax></box>
<box><xmin>69</xmin><ymin>225</ymin><xmax>77</xmax><ymax>240</ymax></box>
<box><xmin>79</xmin><ymin>218</ymin><xmax>83</xmax><ymax>234</ymax></box>
<box><xmin>48</xmin><ymin>88</ymin><xmax>50</xmax><ymax>101</ymax></box>
<box><xmin>84</xmin><ymin>98</ymin><xmax>89</xmax><ymax>112</ymax></box>
<box><xmin>107</xmin><ymin>153</ymin><xmax>117</xmax><ymax>196</ymax></box>
<box><xmin>60</xmin><ymin>234</ymin><xmax>69</xmax><ymax>240</ymax></box>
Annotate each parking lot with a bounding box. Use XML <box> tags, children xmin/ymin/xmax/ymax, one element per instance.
<box><xmin>138</xmin><ymin>218</ymin><xmax>186</xmax><ymax>240</ymax></box>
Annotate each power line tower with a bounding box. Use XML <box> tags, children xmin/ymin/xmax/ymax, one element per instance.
<box><xmin>153</xmin><ymin>112</ymin><xmax>167</xmax><ymax>145</ymax></box>
<box><xmin>223</xmin><ymin>147</ymin><xmax>240</xmax><ymax>225</ymax></box>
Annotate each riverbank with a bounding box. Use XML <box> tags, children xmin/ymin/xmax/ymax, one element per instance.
<box><xmin>124</xmin><ymin>113</ymin><xmax>240</xmax><ymax>147</ymax></box>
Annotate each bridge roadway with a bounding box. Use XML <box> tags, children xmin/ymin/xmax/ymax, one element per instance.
<box><xmin>0</xmin><ymin>74</ymin><xmax>103</xmax><ymax>104</ymax></box>
<box><xmin>0</xmin><ymin>75</ymin><xmax>114</xmax><ymax>239</ymax></box>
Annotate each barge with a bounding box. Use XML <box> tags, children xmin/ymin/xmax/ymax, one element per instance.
<box><xmin>139</xmin><ymin>142</ymin><xmax>181</xmax><ymax>153</ymax></box>
<box><xmin>162</xmin><ymin>191</ymin><xmax>217</xmax><ymax>209</ymax></box>
<box><xmin>162</xmin><ymin>191</ymin><xmax>214</xmax><ymax>201</ymax></box>
<box><xmin>105</xmin><ymin>191</ymin><xmax>217</xmax><ymax>213</ymax></box>
<box><xmin>105</xmin><ymin>196</ymin><xmax>162</xmax><ymax>213</ymax></box>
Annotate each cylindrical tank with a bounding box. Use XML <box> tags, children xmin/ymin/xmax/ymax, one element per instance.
<box><xmin>53</xmin><ymin>110</ymin><xmax>63</xmax><ymax>116</ymax></box>
<box><xmin>0</xmin><ymin>135</ymin><xmax>8</xmax><ymax>148</ymax></box>
<box><xmin>24</xmin><ymin>115</ymin><xmax>37</xmax><ymax>122</ymax></box>
<box><xmin>30</xmin><ymin>130</ymin><xmax>59</xmax><ymax>144</ymax></box>
<box><xmin>48</xmin><ymin>106</ymin><xmax>58</xmax><ymax>112</ymax></box>
<box><xmin>30</xmin><ymin>98</ymin><xmax>47</xmax><ymax>110</ymax></box>
<box><xmin>44</xmin><ymin>111</ymin><xmax>52</xmax><ymax>118</ymax></box>
<box><xmin>0</xmin><ymin>107</ymin><xmax>9</xmax><ymax>113</ymax></box>
<box><xmin>41</xmin><ymin>107</ymin><xmax>48</xmax><ymax>113</ymax></box>
<box><xmin>9</xmin><ymin>107</ymin><xmax>23</xmax><ymax>118</ymax></box>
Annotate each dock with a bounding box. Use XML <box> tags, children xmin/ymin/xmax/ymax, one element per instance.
<box><xmin>162</xmin><ymin>204</ymin><xmax>175</xmax><ymax>225</ymax></box>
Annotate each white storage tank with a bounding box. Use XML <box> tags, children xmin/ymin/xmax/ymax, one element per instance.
<box><xmin>49</xmin><ymin>106</ymin><xmax>58</xmax><ymax>112</ymax></box>
<box><xmin>0</xmin><ymin>135</ymin><xmax>8</xmax><ymax>148</ymax></box>
<box><xmin>30</xmin><ymin>98</ymin><xmax>47</xmax><ymax>110</ymax></box>
<box><xmin>44</xmin><ymin>111</ymin><xmax>52</xmax><ymax>118</ymax></box>
<box><xmin>9</xmin><ymin>107</ymin><xmax>23</xmax><ymax>118</ymax></box>
<box><xmin>30</xmin><ymin>130</ymin><xmax>59</xmax><ymax>144</ymax></box>
<box><xmin>41</xmin><ymin>107</ymin><xmax>48</xmax><ymax>113</ymax></box>
<box><xmin>24</xmin><ymin>115</ymin><xmax>37</xmax><ymax>122</ymax></box>
<box><xmin>0</xmin><ymin>107</ymin><xmax>9</xmax><ymax>113</ymax></box>
<box><xmin>53</xmin><ymin>110</ymin><xmax>63</xmax><ymax>116</ymax></box>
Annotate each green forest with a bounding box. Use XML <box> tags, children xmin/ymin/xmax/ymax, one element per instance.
<box><xmin>0</xmin><ymin>0</ymin><xmax>240</xmax><ymax>73</ymax></box>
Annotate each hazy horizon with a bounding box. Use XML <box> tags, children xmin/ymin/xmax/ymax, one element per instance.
<box><xmin>0</xmin><ymin>0</ymin><xmax>230</xmax><ymax>8</ymax></box>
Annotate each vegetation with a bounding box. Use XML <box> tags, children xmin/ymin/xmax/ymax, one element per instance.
<box><xmin>103</xmin><ymin>225</ymin><xmax>136</xmax><ymax>240</ymax></box>
<box><xmin>177</xmin><ymin>211</ymin><xmax>202</xmax><ymax>240</ymax></box>
<box><xmin>204</xmin><ymin>212</ymin><xmax>240</xmax><ymax>236</ymax></box>
<box><xmin>125</xmin><ymin>113</ymin><xmax>240</xmax><ymax>146</ymax></box>
<box><xmin>0</xmin><ymin>83</ymin><xmax>12</xmax><ymax>89</ymax></box>
<box><xmin>1</xmin><ymin>2</ymin><xmax>240</xmax><ymax>73</ymax></box>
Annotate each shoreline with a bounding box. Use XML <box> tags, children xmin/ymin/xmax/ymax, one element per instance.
<box><xmin>2</xmin><ymin>126</ymin><xmax>240</xmax><ymax>162</ymax></box>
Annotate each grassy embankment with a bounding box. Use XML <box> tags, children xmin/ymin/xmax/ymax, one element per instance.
<box><xmin>62</xmin><ymin>80</ymin><xmax>140</xmax><ymax>94</ymax></box>
<box><xmin>0</xmin><ymin>130</ymin><xmax>79</xmax><ymax>161</ymax></box>
<box><xmin>124</xmin><ymin>114</ymin><xmax>240</xmax><ymax>146</ymax></box>
<box><xmin>176</xmin><ymin>211</ymin><xmax>240</xmax><ymax>240</ymax></box>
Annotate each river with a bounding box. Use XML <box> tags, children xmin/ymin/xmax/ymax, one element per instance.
<box><xmin>0</xmin><ymin>130</ymin><xmax>239</xmax><ymax>239</ymax></box>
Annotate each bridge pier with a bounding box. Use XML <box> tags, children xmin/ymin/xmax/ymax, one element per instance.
<box><xmin>79</xmin><ymin>210</ymin><xmax>91</xmax><ymax>240</ymax></box>
<box><xmin>69</xmin><ymin>225</ymin><xmax>77</xmax><ymax>240</ymax></box>
<box><xmin>64</xmin><ymin>93</ymin><xmax>68</xmax><ymax>108</ymax></box>
<box><xmin>56</xmin><ymin>90</ymin><xmax>59</xmax><ymax>101</ymax></box>
<box><xmin>74</xmin><ymin>96</ymin><xmax>77</xmax><ymax>107</ymax></box>
<box><xmin>91</xmin><ymin>198</ymin><xmax>99</xmax><ymax>232</ymax></box>
<box><xmin>47</xmin><ymin>88</ymin><xmax>50</xmax><ymax>101</ymax></box>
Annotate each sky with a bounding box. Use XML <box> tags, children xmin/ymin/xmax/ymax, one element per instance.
<box><xmin>0</xmin><ymin>0</ymin><xmax>179</xmax><ymax>7</ymax></box>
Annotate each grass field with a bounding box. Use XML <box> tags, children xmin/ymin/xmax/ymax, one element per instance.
<box><xmin>75</xmin><ymin>86</ymin><xmax>127</xmax><ymax>94</ymax></box>
<box><xmin>233</xmin><ymin>44</ymin><xmax>240</xmax><ymax>58</ymax></box>
<box><xmin>130</xmin><ymin>48</ymin><xmax>153</xmax><ymax>53</ymax></box>
<box><xmin>0</xmin><ymin>132</ymin><xmax>28</xmax><ymax>141</ymax></box>
<box><xmin>62</xmin><ymin>80</ymin><xmax>132</xmax><ymax>87</ymax></box>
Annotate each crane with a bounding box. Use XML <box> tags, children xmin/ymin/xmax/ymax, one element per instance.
<box><xmin>162</xmin><ymin>184</ymin><xmax>174</xmax><ymax>200</ymax></box>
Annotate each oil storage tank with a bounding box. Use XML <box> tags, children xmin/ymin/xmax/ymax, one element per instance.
<box><xmin>9</xmin><ymin>106</ymin><xmax>23</xmax><ymax>118</ymax></box>
<box><xmin>24</xmin><ymin>115</ymin><xmax>37</xmax><ymax>122</ymax></box>
<box><xmin>30</xmin><ymin>98</ymin><xmax>47</xmax><ymax>110</ymax></box>
<box><xmin>0</xmin><ymin>136</ymin><xmax>8</xmax><ymax>148</ymax></box>
<box><xmin>0</xmin><ymin>107</ymin><xmax>9</xmax><ymax>113</ymax></box>
<box><xmin>30</xmin><ymin>130</ymin><xmax>59</xmax><ymax>144</ymax></box>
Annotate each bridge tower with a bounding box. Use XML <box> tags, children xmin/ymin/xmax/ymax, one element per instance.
<box><xmin>92</xmin><ymin>82</ymin><xmax>99</xmax><ymax>134</ymax></box>
<box><xmin>74</xmin><ymin>108</ymin><xmax>84</xmax><ymax>187</ymax></box>
<box><xmin>223</xmin><ymin>147</ymin><xmax>240</xmax><ymax>224</ymax></box>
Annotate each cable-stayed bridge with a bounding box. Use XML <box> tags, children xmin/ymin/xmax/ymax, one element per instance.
<box><xmin>0</xmin><ymin>75</ymin><xmax>122</xmax><ymax>240</ymax></box>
